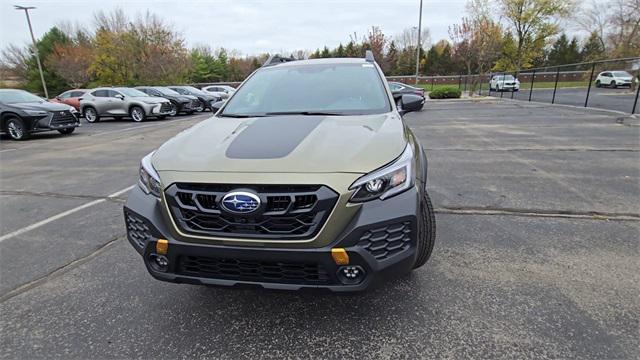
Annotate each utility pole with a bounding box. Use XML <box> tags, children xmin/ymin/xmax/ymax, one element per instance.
<box><xmin>14</xmin><ymin>5</ymin><xmax>48</xmax><ymax>98</ymax></box>
<box><xmin>415</xmin><ymin>0</ymin><xmax>423</xmax><ymax>85</ymax></box>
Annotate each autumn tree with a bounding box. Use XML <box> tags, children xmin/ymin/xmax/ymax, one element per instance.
<box><xmin>498</xmin><ymin>0</ymin><xmax>574</xmax><ymax>70</ymax></box>
<box><xmin>47</xmin><ymin>43</ymin><xmax>93</xmax><ymax>88</ymax></box>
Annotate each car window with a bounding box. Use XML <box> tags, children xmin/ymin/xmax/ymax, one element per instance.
<box><xmin>170</xmin><ymin>87</ymin><xmax>188</xmax><ymax>95</ymax></box>
<box><xmin>156</xmin><ymin>87</ymin><xmax>180</xmax><ymax>96</ymax></box>
<box><xmin>116</xmin><ymin>88</ymin><xmax>148</xmax><ymax>97</ymax></box>
<box><xmin>108</xmin><ymin>90</ymin><xmax>123</xmax><ymax>97</ymax></box>
<box><xmin>71</xmin><ymin>91</ymin><xmax>85</xmax><ymax>97</ymax></box>
<box><xmin>222</xmin><ymin>63</ymin><xmax>391</xmax><ymax>116</ymax></box>
<box><xmin>58</xmin><ymin>92</ymin><xmax>71</xmax><ymax>99</ymax></box>
<box><xmin>390</xmin><ymin>84</ymin><xmax>403</xmax><ymax>91</ymax></box>
<box><xmin>613</xmin><ymin>71</ymin><xmax>631</xmax><ymax>77</ymax></box>
<box><xmin>602</xmin><ymin>72</ymin><xmax>611</xmax><ymax>77</ymax></box>
<box><xmin>92</xmin><ymin>90</ymin><xmax>109</xmax><ymax>97</ymax></box>
<box><xmin>0</xmin><ymin>89</ymin><xmax>44</xmax><ymax>103</ymax></box>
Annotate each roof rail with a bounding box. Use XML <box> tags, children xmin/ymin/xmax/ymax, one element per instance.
<box><xmin>365</xmin><ymin>50</ymin><xmax>375</xmax><ymax>63</ymax></box>
<box><xmin>263</xmin><ymin>54</ymin><xmax>296</xmax><ymax>67</ymax></box>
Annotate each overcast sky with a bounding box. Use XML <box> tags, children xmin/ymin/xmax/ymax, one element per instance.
<box><xmin>1</xmin><ymin>0</ymin><xmax>468</xmax><ymax>55</ymax></box>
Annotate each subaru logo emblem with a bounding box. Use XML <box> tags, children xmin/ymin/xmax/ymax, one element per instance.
<box><xmin>221</xmin><ymin>191</ymin><xmax>260</xmax><ymax>214</ymax></box>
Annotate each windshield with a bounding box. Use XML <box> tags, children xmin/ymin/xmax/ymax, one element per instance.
<box><xmin>221</xmin><ymin>63</ymin><xmax>390</xmax><ymax>116</ymax></box>
<box><xmin>497</xmin><ymin>75</ymin><xmax>515</xmax><ymax>80</ymax></box>
<box><xmin>156</xmin><ymin>87</ymin><xmax>180</xmax><ymax>96</ymax></box>
<box><xmin>117</xmin><ymin>88</ymin><xmax>149</xmax><ymax>97</ymax></box>
<box><xmin>612</xmin><ymin>71</ymin><xmax>632</xmax><ymax>77</ymax></box>
<box><xmin>0</xmin><ymin>89</ymin><xmax>44</xmax><ymax>104</ymax></box>
<box><xmin>184</xmin><ymin>86</ymin><xmax>206</xmax><ymax>95</ymax></box>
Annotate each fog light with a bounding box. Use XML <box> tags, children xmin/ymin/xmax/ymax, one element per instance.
<box><xmin>149</xmin><ymin>254</ymin><xmax>169</xmax><ymax>272</ymax></box>
<box><xmin>337</xmin><ymin>265</ymin><xmax>365</xmax><ymax>285</ymax></box>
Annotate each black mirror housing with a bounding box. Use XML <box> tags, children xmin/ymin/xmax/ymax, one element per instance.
<box><xmin>398</xmin><ymin>94</ymin><xmax>424</xmax><ymax>116</ymax></box>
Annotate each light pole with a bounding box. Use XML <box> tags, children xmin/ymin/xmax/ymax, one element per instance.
<box><xmin>14</xmin><ymin>5</ymin><xmax>48</xmax><ymax>98</ymax></box>
<box><xmin>414</xmin><ymin>0</ymin><xmax>423</xmax><ymax>85</ymax></box>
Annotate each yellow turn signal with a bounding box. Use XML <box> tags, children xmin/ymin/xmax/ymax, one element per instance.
<box><xmin>156</xmin><ymin>239</ymin><xmax>169</xmax><ymax>255</ymax></box>
<box><xmin>331</xmin><ymin>248</ymin><xmax>349</xmax><ymax>265</ymax></box>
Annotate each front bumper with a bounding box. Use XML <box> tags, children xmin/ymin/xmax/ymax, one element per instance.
<box><xmin>124</xmin><ymin>185</ymin><xmax>420</xmax><ymax>292</ymax></box>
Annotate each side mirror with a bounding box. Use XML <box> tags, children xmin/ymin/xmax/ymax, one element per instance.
<box><xmin>114</xmin><ymin>94</ymin><xmax>124</xmax><ymax>100</ymax></box>
<box><xmin>397</xmin><ymin>94</ymin><xmax>424</xmax><ymax>116</ymax></box>
<box><xmin>211</xmin><ymin>100</ymin><xmax>225</xmax><ymax>113</ymax></box>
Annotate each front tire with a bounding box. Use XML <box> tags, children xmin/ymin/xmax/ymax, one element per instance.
<box><xmin>83</xmin><ymin>107</ymin><xmax>99</xmax><ymax>123</ymax></box>
<box><xmin>130</xmin><ymin>106</ymin><xmax>146</xmax><ymax>122</ymax></box>
<box><xmin>413</xmin><ymin>191</ymin><xmax>436</xmax><ymax>269</ymax></box>
<box><xmin>610</xmin><ymin>81</ymin><xmax>617</xmax><ymax>89</ymax></box>
<box><xmin>6</xmin><ymin>117</ymin><xmax>30</xmax><ymax>140</ymax></box>
<box><xmin>58</xmin><ymin>128</ymin><xmax>75</xmax><ymax>135</ymax></box>
<box><xmin>595</xmin><ymin>80</ymin><xmax>601</xmax><ymax>88</ymax></box>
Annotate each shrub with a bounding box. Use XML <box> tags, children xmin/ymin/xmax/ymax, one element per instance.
<box><xmin>428</xmin><ymin>86</ymin><xmax>461</xmax><ymax>99</ymax></box>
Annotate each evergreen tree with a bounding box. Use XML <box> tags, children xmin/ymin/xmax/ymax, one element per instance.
<box><xmin>334</xmin><ymin>43</ymin><xmax>345</xmax><ymax>57</ymax></box>
<box><xmin>383</xmin><ymin>40</ymin><xmax>399</xmax><ymax>75</ymax></box>
<box><xmin>547</xmin><ymin>34</ymin><xmax>582</xmax><ymax>66</ymax></box>
<box><xmin>320</xmin><ymin>46</ymin><xmax>331</xmax><ymax>58</ymax></box>
<box><xmin>25</xmin><ymin>27</ymin><xmax>70</xmax><ymax>95</ymax></box>
<box><xmin>580</xmin><ymin>31</ymin><xmax>605</xmax><ymax>61</ymax></box>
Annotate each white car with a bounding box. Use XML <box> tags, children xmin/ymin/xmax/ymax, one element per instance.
<box><xmin>490</xmin><ymin>74</ymin><xmax>520</xmax><ymax>92</ymax></box>
<box><xmin>595</xmin><ymin>71</ymin><xmax>637</xmax><ymax>88</ymax></box>
<box><xmin>201</xmin><ymin>85</ymin><xmax>235</xmax><ymax>99</ymax></box>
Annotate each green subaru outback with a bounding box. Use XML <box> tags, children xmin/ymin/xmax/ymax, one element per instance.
<box><xmin>124</xmin><ymin>52</ymin><xmax>435</xmax><ymax>292</ymax></box>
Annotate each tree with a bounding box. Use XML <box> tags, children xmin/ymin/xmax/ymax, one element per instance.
<box><xmin>24</xmin><ymin>27</ymin><xmax>70</xmax><ymax>95</ymax></box>
<box><xmin>607</xmin><ymin>0</ymin><xmax>640</xmax><ymax>57</ymax></box>
<box><xmin>580</xmin><ymin>31</ymin><xmax>605</xmax><ymax>61</ymax></box>
<box><xmin>47</xmin><ymin>43</ymin><xmax>93</xmax><ymax>88</ymax></box>
<box><xmin>367</xmin><ymin>26</ymin><xmax>387</xmax><ymax>63</ymax></box>
<box><xmin>498</xmin><ymin>0</ymin><xmax>574</xmax><ymax>70</ymax></box>
<box><xmin>546</xmin><ymin>34</ymin><xmax>582</xmax><ymax>66</ymax></box>
<box><xmin>320</xmin><ymin>46</ymin><xmax>331</xmax><ymax>58</ymax></box>
<box><xmin>383</xmin><ymin>41</ymin><xmax>399</xmax><ymax>75</ymax></box>
<box><xmin>574</xmin><ymin>0</ymin><xmax>610</xmax><ymax>52</ymax></box>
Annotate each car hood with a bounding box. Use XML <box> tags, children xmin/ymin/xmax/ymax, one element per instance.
<box><xmin>195</xmin><ymin>93</ymin><xmax>216</xmax><ymax>101</ymax></box>
<box><xmin>152</xmin><ymin>113</ymin><xmax>407</xmax><ymax>174</ymax></box>
<box><xmin>9</xmin><ymin>101</ymin><xmax>73</xmax><ymax>112</ymax></box>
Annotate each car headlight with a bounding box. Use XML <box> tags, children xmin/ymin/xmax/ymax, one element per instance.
<box><xmin>24</xmin><ymin>110</ymin><xmax>48</xmax><ymax>116</ymax></box>
<box><xmin>139</xmin><ymin>152</ymin><xmax>162</xmax><ymax>197</ymax></box>
<box><xmin>349</xmin><ymin>145</ymin><xmax>413</xmax><ymax>202</ymax></box>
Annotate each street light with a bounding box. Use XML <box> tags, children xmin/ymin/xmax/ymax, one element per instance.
<box><xmin>14</xmin><ymin>5</ymin><xmax>48</xmax><ymax>98</ymax></box>
<box><xmin>415</xmin><ymin>0</ymin><xmax>423</xmax><ymax>85</ymax></box>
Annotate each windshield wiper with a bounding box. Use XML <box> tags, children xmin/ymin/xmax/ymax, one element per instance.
<box><xmin>264</xmin><ymin>111</ymin><xmax>345</xmax><ymax>116</ymax></box>
<box><xmin>218</xmin><ymin>113</ymin><xmax>266</xmax><ymax>118</ymax></box>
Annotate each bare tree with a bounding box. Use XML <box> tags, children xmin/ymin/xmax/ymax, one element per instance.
<box><xmin>608</xmin><ymin>0</ymin><xmax>640</xmax><ymax>57</ymax></box>
<box><xmin>0</xmin><ymin>44</ymin><xmax>30</xmax><ymax>79</ymax></box>
<box><xmin>574</xmin><ymin>0</ymin><xmax>610</xmax><ymax>51</ymax></box>
<box><xmin>93</xmin><ymin>8</ymin><xmax>128</xmax><ymax>32</ymax></box>
<box><xmin>47</xmin><ymin>44</ymin><xmax>92</xmax><ymax>88</ymax></box>
<box><xmin>395</xmin><ymin>27</ymin><xmax>431</xmax><ymax>50</ymax></box>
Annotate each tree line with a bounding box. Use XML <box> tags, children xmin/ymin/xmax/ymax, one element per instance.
<box><xmin>1</xmin><ymin>0</ymin><xmax>638</xmax><ymax>96</ymax></box>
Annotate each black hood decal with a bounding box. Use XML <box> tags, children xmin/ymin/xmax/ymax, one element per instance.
<box><xmin>226</xmin><ymin>116</ymin><xmax>323</xmax><ymax>159</ymax></box>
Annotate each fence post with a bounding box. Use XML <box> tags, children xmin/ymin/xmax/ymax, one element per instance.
<box><xmin>458</xmin><ymin>75</ymin><xmax>462</xmax><ymax>89</ymax></box>
<box><xmin>431</xmin><ymin>77</ymin><xmax>434</xmax><ymax>91</ymax></box>
<box><xmin>551</xmin><ymin>67</ymin><xmax>560</xmax><ymax>104</ymax></box>
<box><xmin>633</xmin><ymin>75</ymin><xmax>639</xmax><ymax>114</ymax></box>
<box><xmin>500</xmin><ymin>73</ymin><xmax>505</xmax><ymax>98</ymax></box>
<box><xmin>478</xmin><ymin>75</ymin><xmax>483</xmax><ymax>96</ymax></box>
<box><xmin>511</xmin><ymin>71</ymin><xmax>518</xmax><ymax>99</ymax></box>
<box><xmin>488</xmin><ymin>73</ymin><xmax>492</xmax><ymax>95</ymax></box>
<box><xmin>584</xmin><ymin>62</ymin><xmax>596</xmax><ymax>107</ymax></box>
<box><xmin>528</xmin><ymin>70</ymin><xmax>536</xmax><ymax>102</ymax></box>
<box><xmin>463</xmin><ymin>75</ymin><xmax>468</xmax><ymax>92</ymax></box>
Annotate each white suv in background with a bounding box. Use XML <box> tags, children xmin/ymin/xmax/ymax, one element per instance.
<box><xmin>201</xmin><ymin>85</ymin><xmax>235</xmax><ymax>99</ymax></box>
<box><xmin>490</xmin><ymin>74</ymin><xmax>520</xmax><ymax>92</ymax></box>
<box><xmin>595</xmin><ymin>71</ymin><xmax>637</xmax><ymax>88</ymax></box>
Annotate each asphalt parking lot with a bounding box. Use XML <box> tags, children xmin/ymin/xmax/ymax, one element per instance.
<box><xmin>1</xmin><ymin>101</ymin><xmax>639</xmax><ymax>359</ymax></box>
<box><xmin>489</xmin><ymin>86</ymin><xmax>638</xmax><ymax>114</ymax></box>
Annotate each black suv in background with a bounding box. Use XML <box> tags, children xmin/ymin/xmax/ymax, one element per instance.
<box><xmin>168</xmin><ymin>86</ymin><xmax>218</xmax><ymax>112</ymax></box>
<box><xmin>0</xmin><ymin>89</ymin><xmax>79</xmax><ymax>140</ymax></box>
<box><xmin>136</xmin><ymin>86</ymin><xmax>200</xmax><ymax>116</ymax></box>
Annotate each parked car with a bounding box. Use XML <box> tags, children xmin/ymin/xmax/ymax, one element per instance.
<box><xmin>80</xmin><ymin>87</ymin><xmax>172</xmax><ymax>123</ymax></box>
<box><xmin>168</xmin><ymin>86</ymin><xmax>218</xmax><ymax>111</ymax></box>
<box><xmin>595</xmin><ymin>71</ymin><xmax>637</xmax><ymax>88</ymax></box>
<box><xmin>136</xmin><ymin>86</ymin><xmax>200</xmax><ymax>116</ymax></box>
<box><xmin>124</xmin><ymin>52</ymin><xmax>434</xmax><ymax>292</ymax></box>
<box><xmin>201</xmin><ymin>85</ymin><xmax>234</xmax><ymax>99</ymax></box>
<box><xmin>49</xmin><ymin>89</ymin><xmax>88</xmax><ymax>111</ymax></box>
<box><xmin>389</xmin><ymin>82</ymin><xmax>425</xmax><ymax>110</ymax></box>
<box><xmin>0</xmin><ymin>89</ymin><xmax>79</xmax><ymax>140</ymax></box>
<box><xmin>490</xmin><ymin>74</ymin><xmax>520</xmax><ymax>92</ymax></box>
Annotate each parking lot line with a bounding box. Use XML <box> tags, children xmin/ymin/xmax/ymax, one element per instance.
<box><xmin>0</xmin><ymin>185</ymin><xmax>134</xmax><ymax>243</ymax></box>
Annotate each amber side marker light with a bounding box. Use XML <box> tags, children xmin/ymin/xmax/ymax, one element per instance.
<box><xmin>331</xmin><ymin>248</ymin><xmax>349</xmax><ymax>265</ymax></box>
<box><xmin>156</xmin><ymin>239</ymin><xmax>169</xmax><ymax>255</ymax></box>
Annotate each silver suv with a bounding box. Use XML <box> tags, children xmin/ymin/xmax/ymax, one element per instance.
<box><xmin>80</xmin><ymin>87</ymin><xmax>172</xmax><ymax>122</ymax></box>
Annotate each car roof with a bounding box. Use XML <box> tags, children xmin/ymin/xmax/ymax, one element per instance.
<box><xmin>266</xmin><ymin>57</ymin><xmax>368</xmax><ymax>68</ymax></box>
